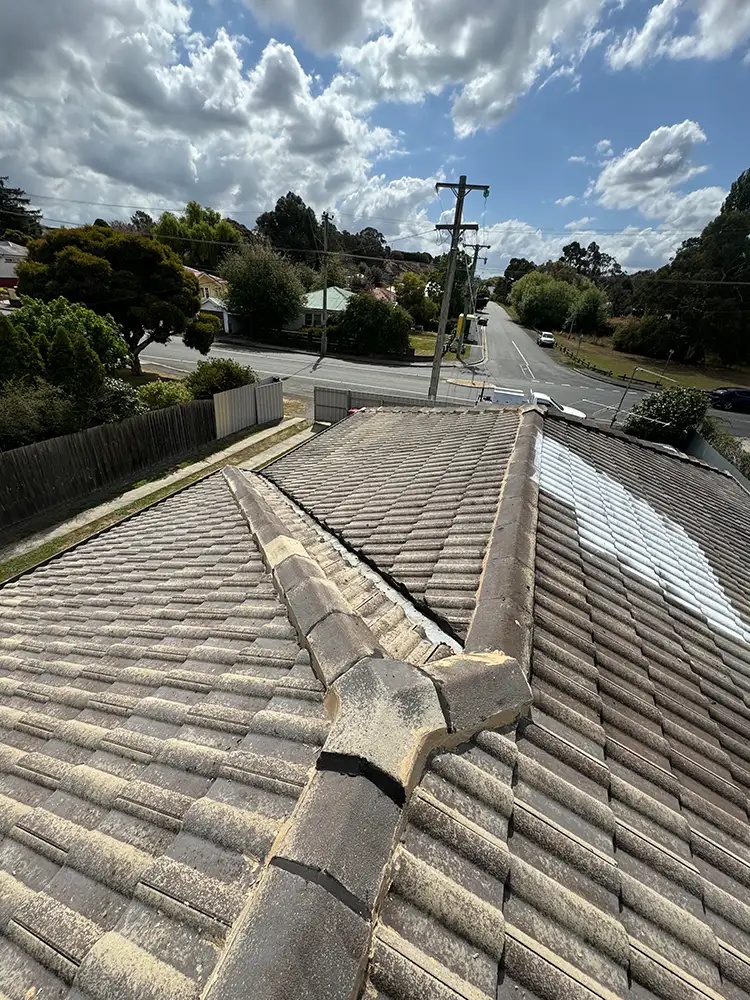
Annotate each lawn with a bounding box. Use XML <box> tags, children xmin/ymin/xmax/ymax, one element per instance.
<box><xmin>409</xmin><ymin>333</ymin><xmax>469</xmax><ymax>361</ymax></box>
<box><xmin>552</xmin><ymin>334</ymin><xmax>750</xmax><ymax>391</ymax></box>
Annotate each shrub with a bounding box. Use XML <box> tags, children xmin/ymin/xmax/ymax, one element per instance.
<box><xmin>335</xmin><ymin>295</ymin><xmax>411</xmax><ymax>355</ymax></box>
<box><xmin>185</xmin><ymin>358</ymin><xmax>257</xmax><ymax>400</ymax></box>
<box><xmin>183</xmin><ymin>313</ymin><xmax>222</xmax><ymax>354</ymax></box>
<box><xmin>570</xmin><ymin>286</ymin><xmax>611</xmax><ymax>335</ymax></box>
<box><xmin>85</xmin><ymin>378</ymin><xmax>144</xmax><ymax>425</ymax></box>
<box><xmin>613</xmin><ymin>315</ymin><xmax>686</xmax><ymax>360</ymax></box>
<box><xmin>625</xmin><ymin>387</ymin><xmax>709</xmax><ymax>446</ymax></box>
<box><xmin>137</xmin><ymin>380</ymin><xmax>191</xmax><ymax>410</ymax></box>
<box><xmin>0</xmin><ymin>381</ymin><xmax>77</xmax><ymax>451</ymax></box>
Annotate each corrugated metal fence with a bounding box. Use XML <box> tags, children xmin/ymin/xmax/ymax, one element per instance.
<box><xmin>314</xmin><ymin>386</ymin><xmax>457</xmax><ymax>424</ymax></box>
<box><xmin>686</xmin><ymin>432</ymin><xmax>750</xmax><ymax>492</ymax></box>
<box><xmin>215</xmin><ymin>379</ymin><xmax>284</xmax><ymax>438</ymax></box>
<box><xmin>0</xmin><ymin>378</ymin><xmax>284</xmax><ymax>532</ymax></box>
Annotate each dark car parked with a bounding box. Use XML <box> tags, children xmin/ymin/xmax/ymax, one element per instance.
<box><xmin>709</xmin><ymin>387</ymin><xmax>750</xmax><ymax>412</ymax></box>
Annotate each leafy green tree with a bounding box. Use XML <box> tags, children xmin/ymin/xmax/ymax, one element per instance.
<box><xmin>221</xmin><ymin>243</ymin><xmax>304</xmax><ymax>336</ymax></box>
<box><xmin>395</xmin><ymin>272</ymin><xmax>439</xmax><ymax>328</ymax></box>
<box><xmin>335</xmin><ymin>295</ymin><xmax>411</xmax><ymax>355</ymax></box>
<box><xmin>504</xmin><ymin>258</ymin><xmax>536</xmax><ymax>290</ymax></box>
<box><xmin>570</xmin><ymin>286</ymin><xmax>611</xmax><ymax>335</ymax></box>
<box><xmin>312</xmin><ymin>253</ymin><xmax>349</xmax><ymax>290</ymax></box>
<box><xmin>294</xmin><ymin>263</ymin><xmax>319</xmax><ymax>292</ymax></box>
<box><xmin>47</xmin><ymin>328</ymin><xmax>104</xmax><ymax>400</ymax></box>
<box><xmin>257</xmin><ymin>193</ymin><xmax>322</xmax><ymax>264</ymax></box>
<box><xmin>10</xmin><ymin>298</ymin><xmax>129</xmax><ymax>373</ymax></box>
<box><xmin>721</xmin><ymin>168</ymin><xmax>750</xmax><ymax>215</ymax></box>
<box><xmin>0</xmin><ymin>315</ymin><xmax>44</xmax><ymax>386</ymax></box>
<box><xmin>184</xmin><ymin>313</ymin><xmax>223</xmax><ymax>352</ymax></box>
<box><xmin>559</xmin><ymin>242</ymin><xmax>622</xmax><ymax>283</ymax></box>
<box><xmin>17</xmin><ymin>228</ymin><xmax>203</xmax><ymax>374</ymax></box>
<box><xmin>625</xmin><ymin>387</ymin><xmax>709</xmax><ymax>447</ymax></box>
<box><xmin>153</xmin><ymin>202</ymin><xmax>241</xmax><ymax>271</ymax></box>
<box><xmin>131</xmin><ymin>211</ymin><xmax>154</xmax><ymax>233</ymax></box>
<box><xmin>137</xmin><ymin>380</ymin><xmax>191</xmax><ymax>410</ymax></box>
<box><xmin>0</xmin><ymin>177</ymin><xmax>42</xmax><ymax>239</ymax></box>
<box><xmin>185</xmin><ymin>359</ymin><xmax>257</xmax><ymax>399</ymax></box>
<box><xmin>510</xmin><ymin>271</ymin><xmax>578</xmax><ymax>330</ymax></box>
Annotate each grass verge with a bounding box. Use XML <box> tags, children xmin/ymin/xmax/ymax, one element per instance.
<box><xmin>553</xmin><ymin>334</ymin><xmax>750</xmax><ymax>391</ymax></box>
<box><xmin>409</xmin><ymin>333</ymin><xmax>469</xmax><ymax>361</ymax></box>
<box><xmin>0</xmin><ymin>421</ymin><xmax>309</xmax><ymax>586</ymax></box>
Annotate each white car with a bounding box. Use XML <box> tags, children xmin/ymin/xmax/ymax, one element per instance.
<box><xmin>537</xmin><ymin>332</ymin><xmax>555</xmax><ymax>348</ymax></box>
<box><xmin>533</xmin><ymin>392</ymin><xmax>586</xmax><ymax>419</ymax></box>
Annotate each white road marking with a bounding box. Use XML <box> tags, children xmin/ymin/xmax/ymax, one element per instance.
<box><xmin>511</xmin><ymin>340</ymin><xmax>536</xmax><ymax>381</ymax></box>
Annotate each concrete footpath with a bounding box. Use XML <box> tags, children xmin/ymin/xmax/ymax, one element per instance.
<box><xmin>1</xmin><ymin>418</ymin><xmax>313</xmax><ymax>565</ymax></box>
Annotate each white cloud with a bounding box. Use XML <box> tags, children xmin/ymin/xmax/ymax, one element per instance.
<box><xmin>596</xmin><ymin>138</ymin><xmax>614</xmax><ymax>159</ymax></box>
<box><xmin>565</xmin><ymin>216</ymin><xmax>596</xmax><ymax>229</ymax></box>
<box><xmin>0</xmin><ymin>1</ymin><xmax>410</xmax><ymax>233</ymax></box>
<box><xmin>608</xmin><ymin>0</ymin><xmax>750</xmax><ymax>68</ymax></box>
<box><xmin>261</xmin><ymin>0</ymin><xmax>610</xmax><ymax>137</ymax></box>
<box><xmin>569</xmin><ymin>155</ymin><xmax>588</xmax><ymax>164</ymax></box>
<box><xmin>593</xmin><ymin>121</ymin><xmax>715</xmax><ymax>212</ymax></box>
<box><xmin>555</xmin><ymin>195</ymin><xmax>577</xmax><ymax>206</ymax></box>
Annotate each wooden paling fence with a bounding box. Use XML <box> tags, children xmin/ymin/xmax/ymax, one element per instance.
<box><xmin>0</xmin><ymin>379</ymin><xmax>284</xmax><ymax>532</ymax></box>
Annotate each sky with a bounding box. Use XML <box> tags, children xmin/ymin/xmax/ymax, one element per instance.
<box><xmin>1</xmin><ymin>0</ymin><xmax>749</xmax><ymax>274</ymax></box>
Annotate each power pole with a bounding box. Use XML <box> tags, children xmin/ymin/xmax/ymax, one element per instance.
<box><xmin>458</xmin><ymin>242</ymin><xmax>491</xmax><ymax>352</ymax></box>
<box><xmin>428</xmin><ymin>177</ymin><xmax>488</xmax><ymax>399</ymax></box>
<box><xmin>320</xmin><ymin>211</ymin><xmax>331</xmax><ymax>357</ymax></box>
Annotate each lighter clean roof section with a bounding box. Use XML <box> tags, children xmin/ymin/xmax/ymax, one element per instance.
<box><xmin>540</xmin><ymin>435</ymin><xmax>750</xmax><ymax>645</ymax></box>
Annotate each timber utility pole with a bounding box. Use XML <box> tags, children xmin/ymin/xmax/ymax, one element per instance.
<box><xmin>458</xmin><ymin>242</ymin><xmax>490</xmax><ymax>353</ymax></box>
<box><xmin>320</xmin><ymin>211</ymin><xmax>331</xmax><ymax>357</ymax></box>
<box><xmin>428</xmin><ymin>177</ymin><xmax>489</xmax><ymax>399</ymax></box>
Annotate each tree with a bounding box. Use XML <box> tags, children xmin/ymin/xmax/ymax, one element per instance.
<box><xmin>335</xmin><ymin>295</ymin><xmax>411</xmax><ymax>355</ymax></box>
<box><xmin>625</xmin><ymin>387</ymin><xmax>709</xmax><ymax>447</ymax></box>
<box><xmin>721</xmin><ymin>168</ymin><xmax>750</xmax><ymax>215</ymax></box>
<box><xmin>185</xmin><ymin>359</ymin><xmax>256</xmax><ymax>399</ymax></box>
<box><xmin>184</xmin><ymin>313</ymin><xmax>222</xmax><ymax>353</ymax></box>
<box><xmin>0</xmin><ymin>177</ymin><xmax>42</xmax><ymax>240</ymax></box>
<box><xmin>569</xmin><ymin>286</ymin><xmax>611</xmax><ymax>335</ymax></box>
<box><xmin>17</xmin><ymin>228</ymin><xmax>203</xmax><ymax>374</ymax></box>
<box><xmin>256</xmin><ymin>193</ymin><xmax>321</xmax><ymax>264</ymax></box>
<box><xmin>0</xmin><ymin>315</ymin><xmax>44</xmax><ymax>386</ymax></box>
<box><xmin>510</xmin><ymin>271</ymin><xmax>578</xmax><ymax>330</ymax></box>
<box><xmin>131</xmin><ymin>211</ymin><xmax>154</xmax><ymax>233</ymax></box>
<box><xmin>9</xmin><ymin>298</ymin><xmax>129</xmax><ymax>374</ymax></box>
<box><xmin>395</xmin><ymin>272</ymin><xmax>439</xmax><ymax>328</ymax></box>
<box><xmin>221</xmin><ymin>243</ymin><xmax>304</xmax><ymax>336</ymax></box>
<box><xmin>294</xmin><ymin>263</ymin><xmax>319</xmax><ymax>292</ymax></box>
<box><xmin>559</xmin><ymin>241</ymin><xmax>622</xmax><ymax>284</ymax></box>
<box><xmin>153</xmin><ymin>202</ymin><xmax>241</xmax><ymax>272</ymax></box>
<box><xmin>504</xmin><ymin>258</ymin><xmax>536</xmax><ymax>291</ymax></box>
<box><xmin>46</xmin><ymin>327</ymin><xmax>104</xmax><ymax>400</ymax></box>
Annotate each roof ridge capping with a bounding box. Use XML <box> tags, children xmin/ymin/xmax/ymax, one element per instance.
<box><xmin>466</xmin><ymin>407</ymin><xmax>542</xmax><ymax>663</ymax></box>
<box><xmin>222</xmin><ymin>467</ymin><xmax>532</xmax><ymax>793</ymax></box>
<box><xmin>215</xmin><ymin>467</ymin><xmax>531</xmax><ymax>1000</ymax></box>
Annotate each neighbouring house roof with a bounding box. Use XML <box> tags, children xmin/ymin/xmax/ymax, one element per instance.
<box><xmin>185</xmin><ymin>266</ymin><xmax>227</xmax><ymax>285</ymax></box>
<box><xmin>200</xmin><ymin>296</ymin><xmax>227</xmax><ymax>312</ymax></box>
<box><xmin>369</xmin><ymin>287</ymin><xmax>395</xmax><ymax>302</ymax></box>
<box><xmin>0</xmin><ymin>241</ymin><xmax>27</xmax><ymax>283</ymax></box>
<box><xmin>302</xmin><ymin>286</ymin><xmax>353</xmax><ymax>313</ymax></box>
<box><xmin>1</xmin><ymin>405</ymin><xmax>749</xmax><ymax>1000</ymax></box>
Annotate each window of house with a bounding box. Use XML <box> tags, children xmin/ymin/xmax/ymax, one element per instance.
<box><xmin>304</xmin><ymin>313</ymin><xmax>313</xmax><ymax>327</ymax></box>
<box><xmin>313</xmin><ymin>313</ymin><xmax>322</xmax><ymax>326</ymax></box>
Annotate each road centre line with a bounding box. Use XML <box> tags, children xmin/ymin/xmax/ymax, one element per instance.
<box><xmin>511</xmin><ymin>340</ymin><xmax>536</xmax><ymax>381</ymax></box>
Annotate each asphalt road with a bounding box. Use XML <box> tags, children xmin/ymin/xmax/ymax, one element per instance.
<box><xmin>142</xmin><ymin>306</ymin><xmax>750</xmax><ymax>437</ymax></box>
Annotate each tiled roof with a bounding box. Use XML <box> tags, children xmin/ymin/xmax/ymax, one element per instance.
<box><xmin>0</xmin><ymin>476</ymin><xmax>328</xmax><ymax>997</ymax></box>
<box><xmin>364</xmin><ymin>412</ymin><xmax>750</xmax><ymax>1000</ymax></box>
<box><xmin>264</xmin><ymin>408</ymin><xmax>520</xmax><ymax>640</ymax></box>
<box><xmin>2</xmin><ymin>406</ymin><xmax>749</xmax><ymax>999</ymax></box>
